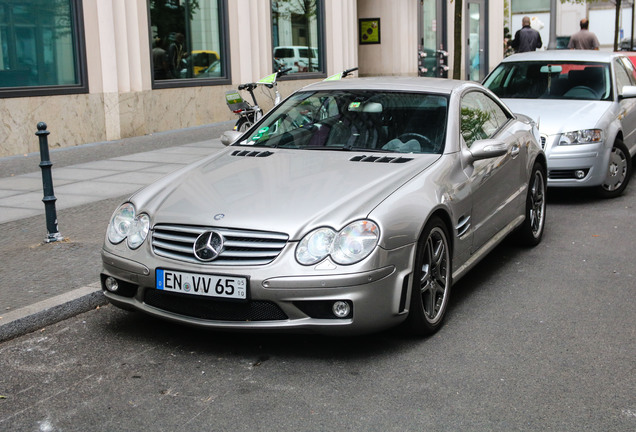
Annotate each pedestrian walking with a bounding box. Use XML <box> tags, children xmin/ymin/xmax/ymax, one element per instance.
<box><xmin>508</xmin><ymin>16</ymin><xmax>542</xmax><ymax>53</ymax></box>
<box><xmin>568</xmin><ymin>18</ymin><xmax>600</xmax><ymax>50</ymax></box>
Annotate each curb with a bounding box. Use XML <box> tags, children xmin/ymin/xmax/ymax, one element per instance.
<box><xmin>0</xmin><ymin>283</ymin><xmax>108</xmax><ymax>343</ymax></box>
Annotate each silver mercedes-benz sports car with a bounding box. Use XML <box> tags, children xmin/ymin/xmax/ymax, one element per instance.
<box><xmin>101</xmin><ymin>77</ymin><xmax>547</xmax><ymax>336</ymax></box>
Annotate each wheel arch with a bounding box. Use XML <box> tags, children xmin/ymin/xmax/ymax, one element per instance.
<box><xmin>614</xmin><ymin>130</ymin><xmax>624</xmax><ymax>142</ymax></box>
<box><xmin>533</xmin><ymin>152</ymin><xmax>548</xmax><ymax>175</ymax></box>
<box><xmin>605</xmin><ymin>118</ymin><xmax>623</xmax><ymax>150</ymax></box>
<box><xmin>417</xmin><ymin>208</ymin><xmax>455</xmax><ymax>256</ymax></box>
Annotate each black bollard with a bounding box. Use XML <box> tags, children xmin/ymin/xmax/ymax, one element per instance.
<box><xmin>36</xmin><ymin>122</ymin><xmax>63</xmax><ymax>243</ymax></box>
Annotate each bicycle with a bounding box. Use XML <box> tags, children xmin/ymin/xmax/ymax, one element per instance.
<box><xmin>323</xmin><ymin>67</ymin><xmax>358</xmax><ymax>81</ymax></box>
<box><xmin>224</xmin><ymin>67</ymin><xmax>292</xmax><ymax>132</ymax></box>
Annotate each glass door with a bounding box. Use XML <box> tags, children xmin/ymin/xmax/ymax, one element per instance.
<box><xmin>418</xmin><ymin>0</ymin><xmax>443</xmax><ymax>77</ymax></box>
<box><xmin>465</xmin><ymin>0</ymin><xmax>486</xmax><ymax>81</ymax></box>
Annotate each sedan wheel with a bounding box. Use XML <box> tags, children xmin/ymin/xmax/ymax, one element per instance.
<box><xmin>597</xmin><ymin>139</ymin><xmax>631</xmax><ymax>198</ymax></box>
<box><xmin>405</xmin><ymin>216</ymin><xmax>451</xmax><ymax>336</ymax></box>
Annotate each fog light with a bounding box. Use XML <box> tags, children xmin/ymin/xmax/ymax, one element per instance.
<box><xmin>575</xmin><ymin>170</ymin><xmax>586</xmax><ymax>179</ymax></box>
<box><xmin>332</xmin><ymin>301</ymin><xmax>351</xmax><ymax>318</ymax></box>
<box><xmin>105</xmin><ymin>277</ymin><xmax>119</xmax><ymax>292</ymax></box>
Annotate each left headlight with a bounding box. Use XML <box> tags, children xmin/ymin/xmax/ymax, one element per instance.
<box><xmin>559</xmin><ymin>129</ymin><xmax>603</xmax><ymax>145</ymax></box>
<box><xmin>296</xmin><ymin>220</ymin><xmax>380</xmax><ymax>266</ymax></box>
<box><xmin>107</xmin><ymin>203</ymin><xmax>150</xmax><ymax>249</ymax></box>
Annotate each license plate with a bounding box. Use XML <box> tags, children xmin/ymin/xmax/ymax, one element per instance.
<box><xmin>156</xmin><ymin>269</ymin><xmax>247</xmax><ymax>300</ymax></box>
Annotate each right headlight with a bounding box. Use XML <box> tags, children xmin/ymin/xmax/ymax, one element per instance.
<box><xmin>559</xmin><ymin>129</ymin><xmax>603</xmax><ymax>145</ymax></box>
<box><xmin>296</xmin><ymin>220</ymin><xmax>379</xmax><ymax>266</ymax></box>
<box><xmin>107</xmin><ymin>203</ymin><xmax>150</xmax><ymax>249</ymax></box>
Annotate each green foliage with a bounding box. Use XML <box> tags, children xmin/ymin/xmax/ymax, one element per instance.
<box><xmin>460</xmin><ymin>107</ymin><xmax>491</xmax><ymax>145</ymax></box>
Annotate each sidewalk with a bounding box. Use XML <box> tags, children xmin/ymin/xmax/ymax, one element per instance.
<box><xmin>0</xmin><ymin>122</ymin><xmax>233</xmax><ymax>341</ymax></box>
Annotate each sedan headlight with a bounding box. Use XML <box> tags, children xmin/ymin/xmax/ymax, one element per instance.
<box><xmin>107</xmin><ymin>203</ymin><xmax>150</xmax><ymax>249</ymax></box>
<box><xmin>559</xmin><ymin>129</ymin><xmax>603</xmax><ymax>145</ymax></box>
<box><xmin>296</xmin><ymin>220</ymin><xmax>379</xmax><ymax>266</ymax></box>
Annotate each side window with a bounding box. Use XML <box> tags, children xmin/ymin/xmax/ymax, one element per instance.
<box><xmin>150</xmin><ymin>0</ymin><xmax>229</xmax><ymax>85</ymax></box>
<box><xmin>460</xmin><ymin>92</ymin><xmax>510</xmax><ymax>147</ymax></box>
<box><xmin>614</xmin><ymin>59</ymin><xmax>634</xmax><ymax>95</ymax></box>
<box><xmin>0</xmin><ymin>0</ymin><xmax>87</xmax><ymax>97</ymax></box>
<box><xmin>271</xmin><ymin>0</ymin><xmax>324</xmax><ymax>75</ymax></box>
<box><xmin>619</xmin><ymin>57</ymin><xmax>636</xmax><ymax>85</ymax></box>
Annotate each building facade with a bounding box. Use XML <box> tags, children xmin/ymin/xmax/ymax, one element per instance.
<box><xmin>0</xmin><ymin>0</ymin><xmax>504</xmax><ymax>158</ymax></box>
<box><xmin>508</xmin><ymin>0</ymin><xmax>636</xmax><ymax>51</ymax></box>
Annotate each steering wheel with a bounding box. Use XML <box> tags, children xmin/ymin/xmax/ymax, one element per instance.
<box><xmin>564</xmin><ymin>86</ymin><xmax>597</xmax><ymax>99</ymax></box>
<box><xmin>396</xmin><ymin>133</ymin><xmax>435</xmax><ymax>152</ymax></box>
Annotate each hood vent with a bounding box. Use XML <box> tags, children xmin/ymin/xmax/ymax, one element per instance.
<box><xmin>231</xmin><ymin>150</ymin><xmax>274</xmax><ymax>158</ymax></box>
<box><xmin>350</xmin><ymin>155</ymin><xmax>413</xmax><ymax>163</ymax></box>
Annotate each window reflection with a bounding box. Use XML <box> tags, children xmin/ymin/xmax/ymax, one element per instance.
<box><xmin>271</xmin><ymin>0</ymin><xmax>323</xmax><ymax>74</ymax></box>
<box><xmin>0</xmin><ymin>0</ymin><xmax>80</xmax><ymax>89</ymax></box>
<box><xmin>150</xmin><ymin>0</ymin><xmax>226</xmax><ymax>81</ymax></box>
<box><xmin>461</xmin><ymin>92</ymin><xmax>509</xmax><ymax>147</ymax></box>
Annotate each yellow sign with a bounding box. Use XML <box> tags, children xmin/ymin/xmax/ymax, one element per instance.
<box><xmin>359</xmin><ymin>18</ymin><xmax>380</xmax><ymax>44</ymax></box>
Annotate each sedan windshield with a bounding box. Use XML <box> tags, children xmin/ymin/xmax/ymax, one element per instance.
<box><xmin>483</xmin><ymin>61</ymin><xmax>612</xmax><ymax>101</ymax></box>
<box><xmin>238</xmin><ymin>90</ymin><xmax>448</xmax><ymax>154</ymax></box>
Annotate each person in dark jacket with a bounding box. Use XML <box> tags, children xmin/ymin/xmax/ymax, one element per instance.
<box><xmin>509</xmin><ymin>16</ymin><xmax>542</xmax><ymax>53</ymax></box>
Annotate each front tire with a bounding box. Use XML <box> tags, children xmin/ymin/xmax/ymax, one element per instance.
<box><xmin>405</xmin><ymin>216</ymin><xmax>452</xmax><ymax>336</ymax></box>
<box><xmin>597</xmin><ymin>139</ymin><xmax>631</xmax><ymax>198</ymax></box>
<box><xmin>517</xmin><ymin>162</ymin><xmax>547</xmax><ymax>246</ymax></box>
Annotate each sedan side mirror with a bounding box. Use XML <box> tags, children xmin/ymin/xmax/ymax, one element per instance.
<box><xmin>619</xmin><ymin>85</ymin><xmax>636</xmax><ymax>99</ymax></box>
<box><xmin>468</xmin><ymin>139</ymin><xmax>508</xmax><ymax>162</ymax></box>
<box><xmin>220</xmin><ymin>130</ymin><xmax>244</xmax><ymax>146</ymax></box>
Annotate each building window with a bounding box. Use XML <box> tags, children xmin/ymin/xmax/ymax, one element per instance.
<box><xmin>511</xmin><ymin>0</ymin><xmax>549</xmax><ymax>14</ymax></box>
<box><xmin>0</xmin><ymin>0</ymin><xmax>87</xmax><ymax>97</ymax></box>
<box><xmin>150</xmin><ymin>0</ymin><xmax>229</xmax><ymax>86</ymax></box>
<box><xmin>271</xmin><ymin>0</ymin><xmax>324</xmax><ymax>75</ymax></box>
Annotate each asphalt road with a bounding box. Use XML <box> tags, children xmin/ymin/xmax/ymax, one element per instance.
<box><xmin>0</xmin><ymin>186</ymin><xmax>635</xmax><ymax>431</ymax></box>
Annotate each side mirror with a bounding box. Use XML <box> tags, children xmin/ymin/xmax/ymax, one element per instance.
<box><xmin>468</xmin><ymin>139</ymin><xmax>508</xmax><ymax>161</ymax></box>
<box><xmin>620</xmin><ymin>85</ymin><xmax>636</xmax><ymax>99</ymax></box>
<box><xmin>220</xmin><ymin>130</ymin><xmax>243</xmax><ymax>146</ymax></box>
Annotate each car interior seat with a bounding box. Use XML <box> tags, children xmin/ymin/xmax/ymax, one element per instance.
<box><xmin>565</xmin><ymin>68</ymin><xmax>604</xmax><ymax>99</ymax></box>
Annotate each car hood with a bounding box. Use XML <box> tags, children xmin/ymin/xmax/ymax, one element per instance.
<box><xmin>131</xmin><ymin>148</ymin><xmax>439</xmax><ymax>240</ymax></box>
<box><xmin>502</xmin><ymin>99</ymin><xmax>612</xmax><ymax>136</ymax></box>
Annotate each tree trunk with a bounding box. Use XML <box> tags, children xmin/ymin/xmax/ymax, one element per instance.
<box><xmin>453</xmin><ymin>0</ymin><xmax>463</xmax><ymax>80</ymax></box>
<box><xmin>615</xmin><ymin>0</ymin><xmax>622</xmax><ymax>51</ymax></box>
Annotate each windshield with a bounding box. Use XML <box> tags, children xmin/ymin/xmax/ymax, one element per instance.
<box><xmin>483</xmin><ymin>61</ymin><xmax>612</xmax><ymax>101</ymax></box>
<box><xmin>237</xmin><ymin>90</ymin><xmax>448</xmax><ymax>154</ymax></box>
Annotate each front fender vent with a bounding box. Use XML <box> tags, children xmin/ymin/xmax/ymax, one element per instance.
<box><xmin>231</xmin><ymin>150</ymin><xmax>274</xmax><ymax>158</ymax></box>
<box><xmin>349</xmin><ymin>155</ymin><xmax>413</xmax><ymax>163</ymax></box>
<box><xmin>456</xmin><ymin>215</ymin><xmax>471</xmax><ymax>238</ymax></box>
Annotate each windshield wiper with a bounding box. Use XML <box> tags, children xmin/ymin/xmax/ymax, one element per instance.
<box><xmin>303</xmin><ymin>146</ymin><xmax>395</xmax><ymax>153</ymax></box>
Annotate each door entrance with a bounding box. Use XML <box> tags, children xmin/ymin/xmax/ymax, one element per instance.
<box><xmin>418</xmin><ymin>0</ymin><xmax>446</xmax><ymax>77</ymax></box>
<box><xmin>465</xmin><ymin>0</ymin><xmax>487</xmax><ymax>81</ymax></box>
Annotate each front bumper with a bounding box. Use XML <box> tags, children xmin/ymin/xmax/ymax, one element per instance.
<box><xmin>543</xmin><ymin>135</ymin><xmax>610</xmax><ymax>187</ymax></box>
<box><xmin>100</xmin><ymin>241</ymin><xmax>416</xmax><ymax>335</ymax></box>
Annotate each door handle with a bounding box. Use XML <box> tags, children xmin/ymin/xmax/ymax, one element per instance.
<box><xmin>511</xmin><ymin>144</ymin><xmax>520</xmax><ymax>158</ymax></box>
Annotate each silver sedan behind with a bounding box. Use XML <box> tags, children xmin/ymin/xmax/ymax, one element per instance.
<box><xmin>484</xmin><ymin>50</ymin><xmax>636</xmax><ymax>198</ymax></box>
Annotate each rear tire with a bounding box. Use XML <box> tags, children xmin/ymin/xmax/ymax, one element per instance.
<box><xmin>596</xmin><ymin>139</ymin><xmax>631</xmax><ymax>198</ymax></box>
<box><xmin>517</xmin><ymin>162</ymin><xmax>547</xmax><ymax>246</ymax></box>
<box><xmin>405</xmin><ymin>216</ymin><xmax>452</xmax><ymax>336</ymax></box>
<box><xmin>236</xmin><ymin>117</ymin><xmax>252</xmax><ymax>132</ymax></box>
